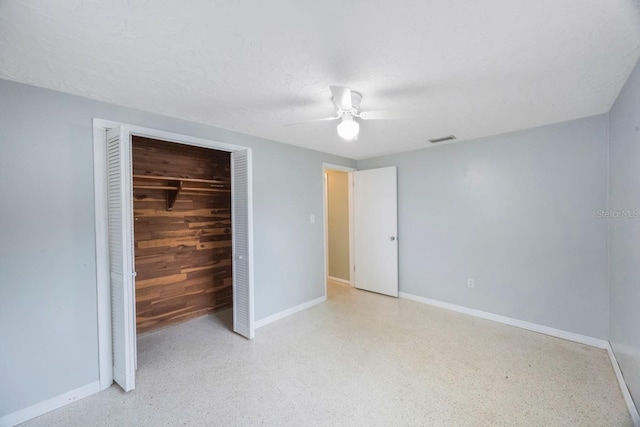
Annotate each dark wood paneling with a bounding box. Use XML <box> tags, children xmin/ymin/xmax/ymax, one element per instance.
<box><xmin>132</xmin><ymin>136</ymin><xmax>232</xmax><ymax>334</ymax></box>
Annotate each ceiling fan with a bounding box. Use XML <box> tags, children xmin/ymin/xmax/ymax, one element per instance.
<box><xmin>286</xmin><ymin>86</ymin><xmax>401</xmax><ymax>141</ymax></box>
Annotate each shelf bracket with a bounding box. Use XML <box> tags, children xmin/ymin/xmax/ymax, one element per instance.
<box><xmin>166</xmin><ymin>180</ymin><xmax>183</xmax><ymax>211</ymax></box>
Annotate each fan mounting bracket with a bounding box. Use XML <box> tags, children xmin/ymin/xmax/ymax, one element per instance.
<box><xmin>350</xmin><ymin>91</ymin><xmax>362</xmax><ymax>110</ymax></box>
<box><xmin>336</xmin><ymin>91</ymin><xmax>363</xmax><ymax>117</ymax></box>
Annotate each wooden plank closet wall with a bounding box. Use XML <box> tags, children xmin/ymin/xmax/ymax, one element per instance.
<box><xmin>132</xmin><ymin>136</ymin><xmax>232</xmax><ymax>334</ymax></box>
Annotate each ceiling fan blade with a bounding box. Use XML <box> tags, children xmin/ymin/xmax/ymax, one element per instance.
<box><xmin>358</xmin><ymin>110</ymin><xmax>405</xmax><ymax>120</ymax></box>
<box><xmin>284</xmin><ymin>116</ymin><xmax>340</xmax><ymax>126</ymax></box>
<box><xmin>330</xmin><ymin>86</ymin><xmax>352</xmax><ymax>111</ymax></box>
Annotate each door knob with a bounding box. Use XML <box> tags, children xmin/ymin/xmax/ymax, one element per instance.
<box><xmin>390</xmin><ymin>236</ymin><xmax>396</xmax><ymax>241</ymax></box>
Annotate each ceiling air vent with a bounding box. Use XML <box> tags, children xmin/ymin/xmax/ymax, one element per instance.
<box><xmin>428</xmin><ymin>135</ymin><xmax>456</xmax><ymax>144</ymax></box>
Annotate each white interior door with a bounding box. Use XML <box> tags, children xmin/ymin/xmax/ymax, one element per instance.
<box><xmin>106</xmin><ymin>126</ymin><xmax>137</xmax><ymax>391</ymax></box>
<box><xmin>231</xmin><ymin>149</ymin><xmax>255</xmax><ymax>339</ymax></box>
<box><xmin>353</xmin><ymin>166</ymin><xmax>398</xmax><ymax>297</ymax></box>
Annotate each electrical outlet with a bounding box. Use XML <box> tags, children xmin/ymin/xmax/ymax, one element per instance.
<box><xmin>467</xmin><ymin>278</ymin><xmax>475</xmax><ymax>288</ymax></box>
<box><xmin>309</xmin><ymin>214</ymin><xmax>316</xmax><ymax>224</ymax></box>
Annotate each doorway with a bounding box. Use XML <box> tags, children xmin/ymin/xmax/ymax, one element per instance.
<box><xmin>323</xmin><ymin>163</ymin><xmax>399</xmax><ymax>299</ymax></box>
<box><xmin>93</xmin><ymin>120</ymin><xmax>255</xmax><ymax>393</ymax></box>
<box><xmin>323</xmin><ymin>164</ymin><xmax>356</xmax><ymax>296</ymax></box>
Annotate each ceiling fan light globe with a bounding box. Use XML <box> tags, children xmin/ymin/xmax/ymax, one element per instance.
<box><xmin>337</xmin><ymin>118</ymin><xmax>360</xmax><ymax>140</ymax></box>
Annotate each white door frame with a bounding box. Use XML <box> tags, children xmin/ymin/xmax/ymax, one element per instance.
<box><xmin>322</xmin><ymin>163</ymin><xmax>357</xmax><ymax>298</ymax></box>
<box><xmin>93</xmin><ymin>118</ymin><xmax>255</xmax><ymax>390</ymax></box>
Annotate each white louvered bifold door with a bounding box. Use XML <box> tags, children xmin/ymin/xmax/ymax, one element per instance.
<box><xmin>231</xmin><ymin>149</ymin><xmax>254</xmax><ymax>339</ymax></box>
<box><xmin>106</xmin><ymin>126</ymin><xmax>137</xmax><ymax>391</ymax></box>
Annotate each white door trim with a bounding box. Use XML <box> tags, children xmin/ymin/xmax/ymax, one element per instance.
<box><xmin>93</xmin><ymin>119</ymin><xmax>114</xmax><ymax>390</ymax></box>
<box><xmin>322</xmin><ymin>163</ymin><xmax>357</xmax><ymax>298</ymax></box>
<box><xmin>92</xmin><ymin>118</ymin><xmax>255</xmax><ymax>391</ymax></box>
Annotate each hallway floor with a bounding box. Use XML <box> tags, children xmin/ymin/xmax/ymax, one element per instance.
<box><xmin>23</xmin><ymin>282</ymin><xmax>631</xmax><ymax>426</ymax></box>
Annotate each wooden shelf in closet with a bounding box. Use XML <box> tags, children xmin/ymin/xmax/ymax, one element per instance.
<box><xmin>132</xmin><ymin>174</ymin><xmax>231</xmax><ymax>211</ymax></box>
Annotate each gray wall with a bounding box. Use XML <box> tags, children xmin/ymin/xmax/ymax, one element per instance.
<box><xmin>0</xmin><ymin>78</ymin><xmax>355</xmax><ymax>417</ymax></box>
<box><xmin>327</xmin><ymin>170</ymin><xmax>350</xmax><ymax>280</ymax></box>
<box><xmin>609</xmin><ymin>58</ymin><xmax>640</xmax><ymax>413</ymax></box>
<box><xmin>358</xmin><ymin>115</ymin><xmax>610</xmax><ymax>339</ymax></box>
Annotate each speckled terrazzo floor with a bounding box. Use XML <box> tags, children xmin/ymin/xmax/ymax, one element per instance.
<box><xmin>22</xmin><ymin>282</ymin><xmax>631</xmax><ymax>426</ymax></box>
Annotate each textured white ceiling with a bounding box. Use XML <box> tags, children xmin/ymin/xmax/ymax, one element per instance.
<box><xmin>1</xmin><ymin>1</ymin><xmax>639</xmax><ymax>159</ymax></box>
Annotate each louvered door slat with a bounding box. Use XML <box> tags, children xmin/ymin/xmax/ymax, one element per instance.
<box><xmin>106</xmin><ymin>126</ymin><xmax>136</xmax><ymax>391</ymax></box>
<box><xmin>231</xmin><ymin>149</ymin><xmax>254</xmax><ymax>339</ymax></box>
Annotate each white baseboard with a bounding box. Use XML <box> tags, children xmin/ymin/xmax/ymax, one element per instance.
<box><xmin>398</xmin><ymin>292</ymin><xmax>609</xmax><ymax>349</ymax></box>
<box><xmin>327</xmin><ymin>276</ymin><xmax>351</xmax><ymax>286</ymax></box>
<box><xmin>255</xmin><ymin>296</ymin><xmax>326</xmax><ymax>329</ymax></box>
<box><xmin>0</xmin><ymin>381</ymin><xmax>101</xmax><ymax>427</ymax></box>
<box><xmin>398</xmin><ymin>293</ymin><xmax>640</xmax><ymax>423</ymax></box>
<box><xmin>606</xmin><ymin>344</ymin><xmax>640</xmax><ymax>427</ymax></box>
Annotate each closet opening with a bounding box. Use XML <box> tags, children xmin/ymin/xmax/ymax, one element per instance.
<box><xmin>94</xmin><ymin>120</ymin><xmax>254</xmax><ymax>392</ymax></box>
<box><xmin>132</xmin><ymin>136</ymin><xmax>234</xmax><ymax>335</ymax></box>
